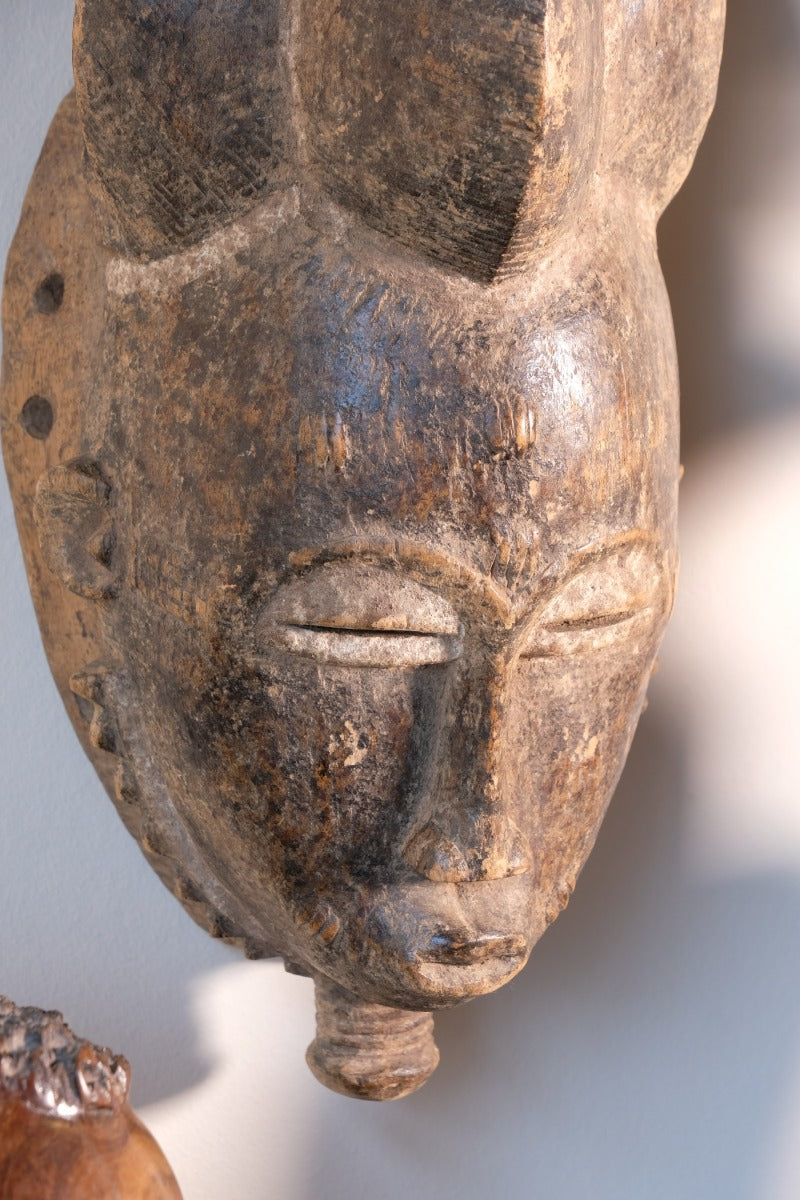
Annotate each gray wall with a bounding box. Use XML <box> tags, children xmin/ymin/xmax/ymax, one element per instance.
<box><xmin>2</xmin><ymin>4</ymin><xmax>800</xmax><ymax>1197</ymax></box>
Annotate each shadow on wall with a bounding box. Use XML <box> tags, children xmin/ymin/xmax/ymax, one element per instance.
<box><xmin>659</xmin><ymin>0</ymin><xmax>800</xmax><ymax>450</ymax></box>
<box><xmin>0</xmin><ymin>645</ymin><xmax>241</xmax><ymax>1106</ymax></box>
<box><xmin>298</xmin><ymin>1</ymin><xmax>800</xmax><ymax>1197</ymax></box>
<box><xmin>303</xmin><ymin>710</ymin><xmax>800</xmax><ymax>1200</ymax></box>
<box><xmin>2</xmin><ymin>0</ymin><xmax>799</xmax><ymax>1194</ymax></box>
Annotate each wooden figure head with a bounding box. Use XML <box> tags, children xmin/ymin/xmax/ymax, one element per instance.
<box><xmin>1</xmin><ymin>0</ymin><xmax>724</xmax><ymax>1098</ymax></box>
<box><xmin>0</xmin><ymin>997</ymin><xmax>182</xmax><ymax>1197</ymax></box>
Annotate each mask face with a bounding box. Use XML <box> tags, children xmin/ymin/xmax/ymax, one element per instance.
<box><xmin>87</xmin><ymin>218</ymin><xmax>676</xmax><ymax>1009</ymax></box>
<box><xmin>2</xmin><ymin>0</ymin><xmax>724</xmax><ymax>1097</ymax></box>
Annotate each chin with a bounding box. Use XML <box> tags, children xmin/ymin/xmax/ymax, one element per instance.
<box><xmin>331</xmin><ymin>939</ymin><xmax>532</xmax><ymax>1010</ymax></box>
<box><xmin>402</xmin><ymin>950</ymin><xmax>531</xmax><ymax>1008</ymax></box>
<box><xmin>295</xmin><ymin>876</ymin><xmax>535</xmax><ymax>1010</ymax></box>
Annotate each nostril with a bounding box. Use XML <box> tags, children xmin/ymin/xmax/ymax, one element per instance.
<box><xmin>402</xmin><ymin>817</ymin><xmax>532</xmax><ymax>883</ymax></box>
<box><xmin>402</xmin><ymin>822</ymin><xmax>470</xmax><ymax>883</ymax></box>
<box><xmin>485</xmin><ymin>821</ymin><xmax>532</xmax><ymax>880</ymax></box>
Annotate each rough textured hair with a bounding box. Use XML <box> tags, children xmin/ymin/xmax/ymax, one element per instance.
<box><xmin>0</xmin><ymin>997</ymin><xmax>129</xmax><ymax>1118</ymax></box>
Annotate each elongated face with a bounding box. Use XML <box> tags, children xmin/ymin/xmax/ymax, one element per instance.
<box><xmin>96</xmin><ymin>214</ymin><xmax>677</xmax><ymax>1010</ymax></box>
<box><xmin>45</xmin><ymin>0</ymin><xmax>715</xmax><ymax>1020</ymax></box>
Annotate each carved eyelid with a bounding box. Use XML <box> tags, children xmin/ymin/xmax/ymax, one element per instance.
<box><xmin>517</xmin><ymin>541</ymin><xmax>667</xmax><ymax>656</ymax></box>
<box><xmin>257</xmin><ymin>564</ymin><xmax>463</xmax><ymax>666</ymax></box>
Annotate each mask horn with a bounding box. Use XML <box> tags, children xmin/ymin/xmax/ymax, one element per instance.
<box><xmin>73</xmin><ymin>0</ymin><xmax>289</xmax><ymax>259</ymax></box>
<box><xmin>295</xmin><ymin>0</ymin><xmax>604</xmax><ymax>283</ymax></box>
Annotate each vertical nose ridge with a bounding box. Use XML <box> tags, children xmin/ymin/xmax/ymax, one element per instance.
<box><xmin>401</xmin><ymin>659</ymin><xmax>532</xmax><ymax>883</ymax></box>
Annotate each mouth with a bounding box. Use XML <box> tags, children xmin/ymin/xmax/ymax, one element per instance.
<box><xmin>417</xmin><ymin>930</ymin><xmax>527</xmax><ymax>966</ymax></box>
<box><xmin>295</xmin><ymin>875</ymin><xmax>534</xmax><ymax>1008</ymax></box>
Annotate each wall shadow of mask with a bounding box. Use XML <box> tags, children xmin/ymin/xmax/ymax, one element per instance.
<box><xmin>1</xmin><ymin>0</ymin><xmax>725</xmax><ymax>1100</ymax></box>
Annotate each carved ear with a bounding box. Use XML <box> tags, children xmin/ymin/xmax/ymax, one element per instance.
<box><xmin>296</xmin><ymin>0</ymin><xmax>603</xmax><ymax>282</ymax></box>
<box><xmin>73</xmin><ymin>0</ymin><xmax>288</xmax><ymax>258</ymax></box>
<box><xmin>34</xmin><ymin>458</ymin><xmax>118</xmax><ymax>600</ymax></box>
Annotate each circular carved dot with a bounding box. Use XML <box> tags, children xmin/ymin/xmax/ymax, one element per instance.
<box><xmin>33</xmin><ymin>272</ymin><xmax>65</xmax><ymax>314</ymax></box>
<box><xmin>20</xmin><ymin>395</ymin><xmax>54</xmax><ymax>440</ymax></box>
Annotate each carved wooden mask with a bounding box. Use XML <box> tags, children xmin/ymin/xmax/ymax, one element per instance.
<box><xmin>1</xmin><ymin>0</ymin><xmax>724</xmax><ymax>1099</ymax></box>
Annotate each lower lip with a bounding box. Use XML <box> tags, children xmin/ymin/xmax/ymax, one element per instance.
<box><xmin>418</xmin><ymin>932</ymin><xmax>527</xmax><ymax>966</ymax></box>
<box><xmin>411</xmin><ymin>949</ymin><xmax>529</xmax><ymax>1003</ymax></box>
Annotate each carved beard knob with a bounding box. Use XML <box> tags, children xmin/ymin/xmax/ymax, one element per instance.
<box><xmin>306</xmin><ymin>977</ymin><xmax>440</xmax><ymax>1102</ymax></box>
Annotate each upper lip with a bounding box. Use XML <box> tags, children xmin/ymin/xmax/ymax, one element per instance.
<box><xmin>417</xmin><ymin>930</ymin><xmax>527</xmax><ymax>965</ymax></box>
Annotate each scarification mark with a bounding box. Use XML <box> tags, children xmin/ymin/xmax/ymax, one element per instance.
<box><xmin>297</xmin><ymin>411</ymin><xmax>350</xmax><ymax>471</ymax></box>
<box><xmin>70</xmin><ymin>663</ymin><xmax>121</xmax><ymax>755</ymax></box>
<box><xmin>486</xmin><ymin>395</ymin><xmax>536</xmax><ymax>458</ymax></box>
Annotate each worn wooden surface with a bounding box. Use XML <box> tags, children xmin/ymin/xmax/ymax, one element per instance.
<box><xmin>1</xmin><ymin>1</ymin><xmax>724</xmax><ymax>1099</ymax></box>
<box><xmin>0</xmin><ymin>998</ymin><xmax>182</xmax><ymax>1198</ymax></box>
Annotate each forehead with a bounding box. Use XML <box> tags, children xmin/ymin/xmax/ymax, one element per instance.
<box><xmin>105</xmin><ymin>215</ymin><xmax>677</xmax><ymax>599</ymax></box>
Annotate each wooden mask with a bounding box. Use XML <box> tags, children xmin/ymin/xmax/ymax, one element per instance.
<box><xmin>1</xmin><ymin>0</ymin><xmax>724</xmax><ymax>1099</ymax></box>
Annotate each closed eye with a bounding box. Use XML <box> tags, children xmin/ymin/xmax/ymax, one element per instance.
<box><xmin>521</xmin><ymin>607</ymin><xmax>651</xmax><ymax>659</ymax></box>
<box><xmin>519</xmin><ymin>542</ymin><xmax>668</xmax><ymax>659</ymax></box>
<box><xmin>284</xmin><ymin>622</ymin><xmax>444</xmax><ymax>637</ymax></box>
<box><xmin>266</xmin><ymin>624</ymin><xmax>461</xmax><ymax>667</ymax></box>
<box><xmin>542</xmin><ymin>609</ymin><xmax>640</xmax><ymax>633</ymax></box>
<box><xmin>257</xmin><ymin>564</ymin><xmax>462</xmax><ymax>668</ymax></box>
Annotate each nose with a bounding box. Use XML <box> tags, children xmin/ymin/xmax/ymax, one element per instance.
<box><xmin>401</xmin><ymin>659</ymin><xmax>533</xmax><ymax>884</ymax></box>
<box><xmin>402</xmin><ymin>812</ymin><xmax>532</xmax><ymax>883</ymax></box>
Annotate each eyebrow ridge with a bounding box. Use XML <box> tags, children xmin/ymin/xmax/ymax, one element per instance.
<box><xmin>287</xmin><ymin>537</ymin><xmax>514</xmax><ymax>619</ymax></box>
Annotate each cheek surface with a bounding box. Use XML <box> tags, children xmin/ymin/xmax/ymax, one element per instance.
<box><xmin>128</xmin><ymin>619</ymin><xmax>454</xmax><ymax>911</ymax></box>
<box><xmin>235</xmin><ymin>660</ymin><xmax>450</xmax><ymax>891</ymax></box>
<box><xmin>507</xmin><ymin>639</ymin><xmax>656</xmax><ymax>924</ymax></box>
